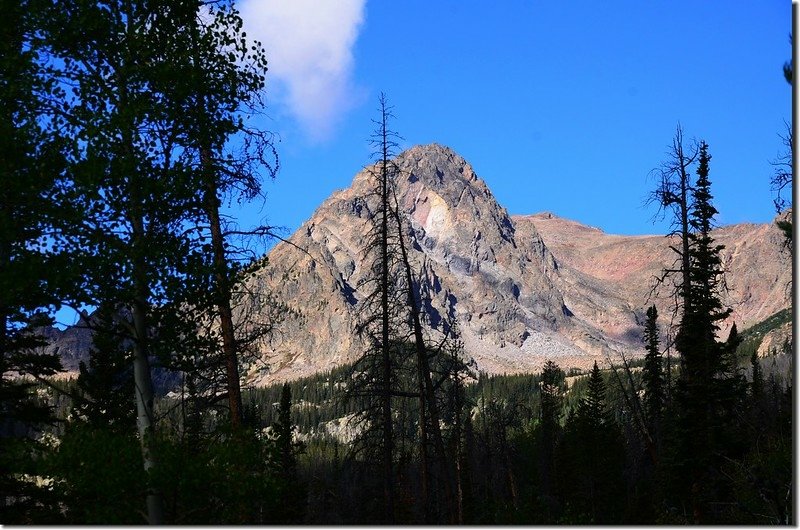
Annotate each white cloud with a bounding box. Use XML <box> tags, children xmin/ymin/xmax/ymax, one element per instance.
<box><xmin>239</xmin><ymin>0</ymin><xmax>366</xmax><ymax>142</ymax></box>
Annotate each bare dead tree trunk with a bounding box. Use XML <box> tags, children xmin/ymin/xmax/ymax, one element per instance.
<box><xmin>674</xmin><ymin>131</ymin><xmax>692</xmax><ymax>316</ymax></box>
<box><xmin>378</xmin><ymin>103</ymin><xmax>395</xmax><ymax>523</ymax></box>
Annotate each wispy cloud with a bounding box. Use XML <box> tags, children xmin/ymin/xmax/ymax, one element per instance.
<box><xmin>239</xmin><ymin>0</ymin><xmax>366</xmax><ymax>142</ymax></box>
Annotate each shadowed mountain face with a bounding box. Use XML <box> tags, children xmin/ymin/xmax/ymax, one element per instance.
<box><xmin>245</xmin><ymin>144</ymin><xmax>791</xmax><ymax>384</ymax></box>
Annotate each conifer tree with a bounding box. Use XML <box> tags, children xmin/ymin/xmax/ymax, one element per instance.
<box><xmin>274</xmin><ymin>383</ymin><xmax>297</xmax><ymax>479</ymax></box>
<box><xmin>271</xmin><ymin>382</ymin><xmax>305</xmax><ymax>523</ymax></box>
<box><xmin>348</xmin><ymin>94</ymin><xmax>405</xmax><ymax>522</ymax></box>
<box><xmin>348</xmin><ymin>94</ymin><xmax>458</xmax><ymax>522</ymax></box>
<box><xmin>536</xmin><ymin>360</ymin><xmax>564</xmax><ymax>498</ymax></box>
<box><xmin>558</xmin><ymin>362</ymin><xmax>624</xmax><ymax>523</ymax></box>
<box><xmin>641</xmin><ymin>305</ymin><xmax>664</xmax><ymax>429</ymax></box>
<box><xmin>668</xmin><ymin>141</ymin><xmax>745</xmax><ymax>522</ymax></box>
<box><xmin>578</xmin><ymin>361</ymin><xmax>610</xmax><ymax>427</ymax></box>
<box><xmin>72</xmin><ymin>307</ymin><xmax>134</xmax><ymax>431</ymax></box>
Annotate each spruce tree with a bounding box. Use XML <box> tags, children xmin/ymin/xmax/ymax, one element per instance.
<box><xmin>274</xmin><ymin>383</ymin><xmax>297</xmax><ymax>479</ymax></box>
<box><xmin>641</xmin><ymin>305</ymin><xmax>664</xmax><ymax>429</ymax></box>
<box><xmin>558</xmin><ymin>361</ymin><xmax>624</xmax><ymax>522</ymax></box>
<box><xmin>669</xmin><ymin>141</ymin><xmax>746</xmax><ymax>522</ymax></box>
<box><xmin>271</xmin><ymin>382</ymin><xmax>304</xmax><ymax>523</ymax></box>
<box><xmin>72</xmin><ymin>306</ymin><xmax>134</xmax><ymax>431</ymax></box>
<box><xmin>578</xmin><ymin>361</ymin><xmax>610</xmax><ymax>428</ymax></box>
<box><xmin>536</xmin><ymin>360</ymin><xmax>564</xmax><ymax>498</ymax></box>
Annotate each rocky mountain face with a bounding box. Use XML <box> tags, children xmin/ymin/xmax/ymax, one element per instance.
<box><xmin>37</xmin><ymin>311</ymin><xmax>96</xmax><ymax>373</ymax></box>
<box><xmin>522</xmin><ymin>212</ymin><xmax>792</xmax><ymax>351</ymax></box>
<box><xmin>244</xmin><ymin>144</ymin><xmax>792</xmax><ymax>384</ymax></box>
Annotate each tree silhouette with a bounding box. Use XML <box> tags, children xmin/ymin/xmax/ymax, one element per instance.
<box><xmin>558</xmin><ymin>362</ymin><xmax>624</xmax><ymax>522</ymax></box>
<box><xmin>40</xmin><ymin>1</ymin><xmax>228</xmax><ymax>521</ymax></box>
<box><xmin>73</xmin><ymin>306</ymin><xmax>134</xmax><ymax>431</ymax></box>
<box><xmin>650</xmin><ymin>125</ymin><xmax>697</xmax><ymax>321</ymax></box>
<box><xmin>641</xmin><ymin>305</ymin><xmax>664</xmax><ymax>433</ymax></box>
<box><xmin>771</xmin><ymin>38</ymin><xmax>793</xmax><ymax>248</ymax></box>
<box><xmin>0</xmin><ymin>1</ymin><xmax>73</xmax><ymax>520</ymax></box>
<box><xmin>536</xmin><ymin>360</ymin><xmax>564</xmax><ymax>499</ymax></box>
<box><xmin>348</xmin><ymin>94</ymin><xmax>406</xmax><ymax>522</ymax></box>
<box><xmin>667</xmin><ymin>141</ymin><xmax>746</xmax><ymax>522</ymax></box>
<box><xmin>164</xmin><ymin>0</ymin><xmax>277</xmax><ymax>430</ymax></box>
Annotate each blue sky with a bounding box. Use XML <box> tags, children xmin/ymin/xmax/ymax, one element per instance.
<box><xmin>54</xmin><ymin>2</ymin><xmax>792</xmax><ymax>328</ymax></box>
<box><xmin>236</xmin><ymin>1</ymin><xmax>790</xmax><ymax>244</ymax></box>
<box><xmin>234</xmin><ymin>1</ymin><xmax>790</xmax><ymax>246</ymax></box>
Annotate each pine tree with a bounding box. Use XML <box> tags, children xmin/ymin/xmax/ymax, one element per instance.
<box><xmin>536</xmin><ymin>360</ymin><xmax>564</xmax><ymax>498</ymax></box>
<box><xmin>669</xmin><ymin>141</ymin><xmax>746</xmax><ymax>522</ymax></box>
<box><xmin>558</xmin><ymin>362</ymin><xmax>624</xmax><ymax>523</ymax></box>
<box><xmin>641</xmin><ymin>305</ymin><xmax>664</xmax><ymax>430</ymax></box>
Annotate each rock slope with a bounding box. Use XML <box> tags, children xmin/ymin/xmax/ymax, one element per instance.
<box><xmin>523</xmin><ymin>212</ymin><xmax>792</xmax><ymax>349</ymax></box>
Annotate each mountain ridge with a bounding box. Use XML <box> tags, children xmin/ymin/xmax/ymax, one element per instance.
<box><xmin>36</xmin><ymin>144</ymin><xmax>791</xmax><ymax>385</ymax></box>
<box><xmin>242</xmin><ymin>143</ymin><xmax>790</xmax><ymax>384</ymax></box>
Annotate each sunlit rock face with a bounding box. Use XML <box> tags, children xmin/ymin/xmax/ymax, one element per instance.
<box><xmin>244</xmin><ymin>143</ymin><xmax>791</xmax><ymax>384</ymax></box>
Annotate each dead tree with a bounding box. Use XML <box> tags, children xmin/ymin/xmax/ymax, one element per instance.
<box><xmin>349</xmin><ymin>93</ymin><xmax>405</xmax><ymax>522</ymax></box>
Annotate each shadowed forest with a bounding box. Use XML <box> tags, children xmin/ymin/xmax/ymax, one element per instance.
<box><xmin>1</xmin><ymin>1</ymin><xmax>793</xmax><ymax>525</ymax></box>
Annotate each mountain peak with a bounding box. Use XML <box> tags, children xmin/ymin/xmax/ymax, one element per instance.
<box><xmin>397</xmin><ymin>143</ymin><xmax>476</xmax><ymax>180</ymax></box>
<box><xmin>401</xmin><ymin>142</ymin><xmax>461</xmax><ymax>158</ymax></box>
